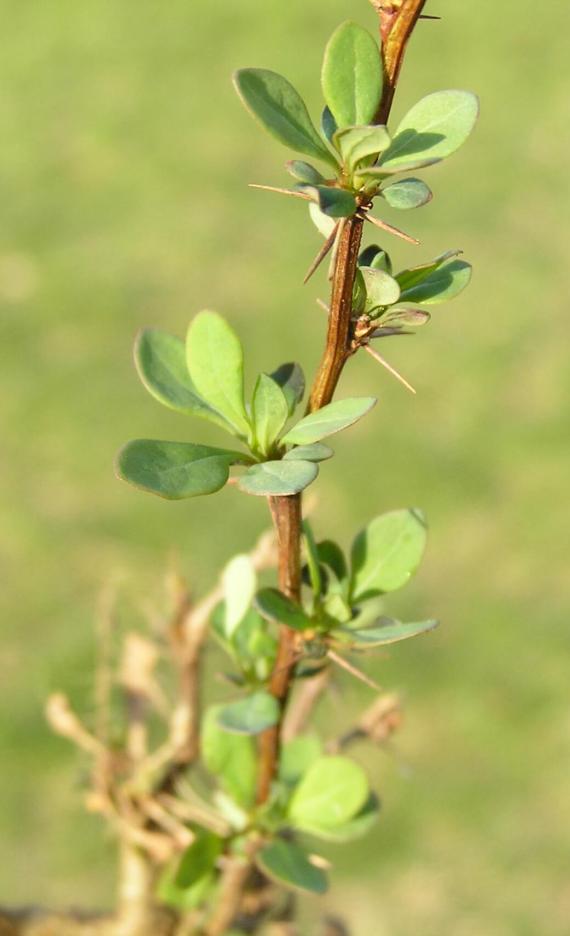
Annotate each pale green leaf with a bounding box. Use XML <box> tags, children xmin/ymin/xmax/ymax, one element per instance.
<box><xmin>288</xmin><ymin>756</ymin><xmax>369</xmax><ymax>828</ymax></box>
<box><xmin>237</xmin><ymin>460</ymin><xmax>318</xmax><ymax>496</ymax></box>
<box><xmin>380</xmin><ymin>90</ymin><xmax>479</xmax><ymax>171</ymax></box>
<box><xmin>361</xmin><ymin>267</ymin><xmax>401</xmax><ymax>312</ymax></box>
<box><xmin>283</xmin><ymin>443</ymin><xmax>334</xmax><ymax>463</ymax></box>
<box><xmin>399</xmin><ymin>259</ymin><xmax>472</xmax><ymax>305</ymax></box>
<box><xmin>252</xmin><ymin>373</ymin><xmax>290</xmax><ymax>456</ymax></box>
<box><xmin>115</xmin><ymin>440</ymin><xmax>248</xmax><ymax>500</ymax></box>
<box><xmin>377</xmin><ymin>307</ymin><xmax>430</xmax><ymax>329</ymax></box>
<box><xmin>334</xmin><ymin>125</ymin><xmax>391</xmax><ymax>167</ymax></box>
<box><xmin>286</xmin><ymin>160</ymin><xmax>326</xmax><ymax>184</ymax></box>
<box><xmin>202</xmin><ymin>705</ymin><xmax>257</xmax><ymax>807</ymax></box>
<box><xmin>282</xmin><ymin>397</ymin><xmax>376</xmax><ymax>445</ymax></box>
<box><xmin>257</xmin><ymin>839</ymin><xmax>329</xmax><ymax>895</ymax></box>
<box><xmin>322</xmin><ymin>21</ymin><xmax>383</xmax><ymax>128</ymax></box>
<box><xmin>299</xmin><ymin>792</ymin><xmax>380</xmax><ymax>842</ymax></box>
<box><xmin>309</xmin><ymin>201</ymin><xmax>337</xmax><ymax>238</ymax></box>
<box><xmin>222</xmin><ymin>554</ymin><xmax>257</xmax><ymax>638</ymax></box>
<box><xmin>343</xmin><ymin>616</ymin><xmax>439</xmax><ymax>646</ymax></box>
<box><xmin>186</xmin><ymin>311</ymin><xmax>250</xmax><ymax>437</ymax></box>
<box><xmin>381</xmin><ymin>177</ymin><xmax>433</xmax><ymax>210</ymax></box>
<box><xmin>217</xmin><ymin>691</ymin><xmax>280</xmax><ymax>736</ymax></box>
<box><xmin>350</xmin><ymin>508</ymin><xmax>428</xmax><ymax>602</ymax></box>
<box><xmin>279</xmin><ymin>735</ymin><xmax>322</xmax><ymax>785</ymax></box>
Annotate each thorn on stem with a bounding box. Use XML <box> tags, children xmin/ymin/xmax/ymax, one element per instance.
<box><xmin>327</xmin><ymin>650</ymin><xmax>383</xmax><ymax>692</ymax></box>
<box><xmin>364</xmin><ymin>213</ymin><xmax>420</xmax><ymax>246</ymax></box>
<box><xmin>364</xmin><ymin>344</ymin><xmax>417</xmax><ymax>394</ymax></box>
<box><xmin>303</xmin><ymin>223</ymin><xmax>340</xmax><ymax>284</ymax></box>
<box><xmin>249</xmin><ymin>183</ymin><xmax>312</xmax><ymax>201</ymax></box>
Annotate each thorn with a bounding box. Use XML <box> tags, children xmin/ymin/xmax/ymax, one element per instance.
<box><xmin>316</xmin><ymin>298</ymin><xmax>330</xmax><ymax>313</ymax></box>
<box><xmin>419</xmin><ymin>14</ymin><xmax>441</xmax><ymax>20</ymax></box>
<box><xmin>328</xmin><ymin>218</ymin><xmax>346</xmax><ymax>280</ymax></box>
<box><xmin>364</xmin><ymin>344</ymin><xmax>417</xmax><ymax>394</ymax></box>
<box><xmin>248</xmin><ymin>184</ymin><xmax>312</xmax><ymax>201</ymax></box>
<box><xmin>328</xmin><ymin>650</ymin><xmax>383</xmax><ymax>691</ymax></box>
<box><xmin>365</xmin><ymin>213</ymin><xmax>420</xmax><ymax>246</ymax></box>
<box><xmin>303</xmin><ymin>223</ymin><xmax>339</xmax><ymax>284</ymax></box>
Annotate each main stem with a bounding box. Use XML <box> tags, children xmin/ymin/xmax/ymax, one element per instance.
<box><xmin>257</xmin><ymin>0</ymin><xmax>428</xmax><ymax>805</ymax></box>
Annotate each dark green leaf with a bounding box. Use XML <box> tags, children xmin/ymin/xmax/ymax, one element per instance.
<box><xmin>270</xmin><ymin>362</ymin><xmax>305</xmax><ymax>416</ymax></box>
<box><xmin>175</xmin><ymin>829</ymin><xmax>223</xmax><ymax>889</ymax></box>
<box><xmin>237</xmin><ymin>460</ymin><xmax>318</xmax><ymax>496</ymax></box>
<box><xmin>257</xmin><ymin>839</ymin><xmax>329</xmax><ymax>895</ymax></box>
<box><xmin>217</xmin><ymin>691</ymin><xmax>280</xmax><ymax>736</ymax></box>
<box><xmin>283</xmin><ymin>443</ymin><xmax>333</xmax><ymax>463</ymax></box>
<box><xmin>286</xmin><ymin>160</ymin><xmax>326</xmax><ymax>184</ymax></box>
<box><xmin>233</xmin><ymin>68</ymin><xmax>337</xmax><ymax>167</ymax></box>
<box><xmin>399</xmin><ymin>259</ymin><xmax>472</xmax><ymax>305</ymax></box>
<box><xmin>350</xmin><ymin>508</ymin><xmax>428</xmax><ymax>602</ymax></box>
<box><xmin>251</xmin><ymin>373</ymin><xmax>290</xmax><ymax>456</ymax></box>
<box><xmin>309</xmin><ymin>202</ymin><xmax>337</xmax><ymax>238</ymax></box>
<box><xmin>202</xmin><ymin>706</ymin><xmax>257</xmax><ymax>807</ymax></box>
<box><xmin>359</xmin><ymin>245</ymin><xmax>393</xmax><ymax>274</ymax></box>
<box><xmin>343</xmin><ymin>616</ymin><xmax>439</xmax><ymax>646</ymax></box>
<box><xmin>115</xmin><ymin>440</ymin><xmax>248</xmax><ymax>500</ymax></box>
<box><xmin>302</xmin><ymin>520</ymin><xmax>322</xmax><ymax>598</ymax></box>
<box><xmin>254</xmin><ymin>588</ymin><xmax>313</xmax><ymax>632</ymax></box>
<box><xmin>381</xmin><ymin>177</ymin><xmax>433</xmax><ymax>210</ymax></box>
<box><xmin>282</xmin><ymin>397</ymin><xmax>376</xmax><ymax>445</ymax></box>
<box><xmin>288</xmin><ymin>756</ymin><xmax>369</xmax><ymax>828</ymax></box>
<box><xmin>322</xmin><ymin>21</ymin><xmax>383</xmax><ymax>128</ymax></box>
<box><xmin>317</xmin><ymin>540</ymin><xmax>348</xmax><ymax>587</ymax></box>
<box><xmin>321</xmin><ymin>105</ymin><xmax>338</xmax><ymax>143</ymax></box>
<box><xmin>303</xmin><ymin>185</ymin><xmax>357</xmax><ymax>218</ymax></box>
<box><xmin>186</xmin><ymin>311</ymin><xmax>250</xmax><ymax>437</ymax></box>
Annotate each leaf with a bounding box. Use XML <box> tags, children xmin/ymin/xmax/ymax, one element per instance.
<box><xmin>257</xmin><ymin>839</ymin><xmax>329</xmax><ymax>895</ymax></box>
<box><xmin>317</xmin><ymin>540</ymin><xmax>348</xmax><ymax>587</ymax></box>
<box><xmin>222</xmin><ymin>554</ymin><xmax>257</xmax><ymax>638</ymax></box>
<box><xmin>233</xmin><ymin>68</ymin><xmax>337</xmax><ymax>167</ymax></box>
<box><xmin>350</xmin><ymin>508</ymin><xmax>428</xmax><ymax>602</ymax></box>
<box><xmin>286</xmin><ymin>160</ymin><xmax>326</xmax><ymax>184</ymax></box>
<box><xmin>217</xmin><ymin>691</ymin><xmax>280</xmax><ymax>736</ymax></box>
<box><xmin>288</xmin><ymin>756</ymin><xmax>369</xmax><ymax>828</ymax></box>
<box><xmin>279</xmin><ymin>735</ymin><xmax>322</xmax><ymax>785</ymax></box>
<box><xmin>299</xmin><ymin>792</ymin><xmax>380</xmax><ymax>843</ymax></box>
<box><xmin>359</xmin><ymin>245</ymin><xmax>393</xmax><ymax>274</ymax></box>
<box><xmin>322</xmin><ymin>21</ymin><xmax>383</xmax><ymax>128</ymax></box>
<box><xmin>302</xmin><ymin>520</ymin><xmax>322</xmax><ymax>597</ymax></box>
<box><xmin>174</xmin><ymin>829</ymin><xmax>223</xmax><ymax>889</ymax></box>
<box><xmin>283</xmin><ymin>443</ymin><xmax>334</xmax><ymax>463</ymax></box>
<box><xmin>115</xmin><ymin>440</ymin><xmax>248</xmax><ymax>500</ymax></box>
<box><xmin>254</xmin><ymin>588</ymin><xmax>313</xmax><ymax>632</ymax></box>
<box><xmin>352</xmin><ymin>268</ymin><xmax>367</xmax><ymax>314</ymax></box>
<box><xmin>381</xmin><ymin>177</ymin><xmax>433</xmax><ymax>210</ymax></box>
<box><xmin>396</xmin><ymin>249</ymin><xmax>462</xmax><ymax>291</ymax></box>
<box><xmin>378</xmin><ymin>307</ymin><xmax>430</xmax><ymax>329</ymax></box>
<box><xmin>157</xmin><ymin>866</ymin><xmax>215</xmax><ymax>910</ymax></box>
<box><xmin>237</xmin><ymin>460</ymin><xmax>318</xmax><ymax>497</ymax></box>
<box><xmin>303</xmin><ymin>184</ymin><xmax>357</xmax><ymax>218</ymax></box>
<box><xmin>361</xmin><ymin>267</ymin><xmax>401</xmax><ymax>312</ymax></box>
<box><xmin>186</xmin><ymin>311</ymin><xmax>250</xmax><ymax>437</ymax></box>
<box><xmin>309</xmin><ymin>201</ymin><xmax>337</xmax><ymax>238</ymax></box>
<box><xmin>321</xmin><ymin>105</ymin><xmax>338</xmax><ymax>143</ymax></box>
<box><xmin>334</xmin><ymin>125</ymin><xmax>391</xmax><ymax>167</ymax></box>
<box><xmin>358</xmin><ymin>156</ymin><xmax>441</xmax><ymax>181</ymax></box>
<box><xmin>231</xmin><ymin>609</ymin><xmax>278</xmax><ymax>683</ymax></box>
<box><xmin>343</xmin><ymin>616</ymin><xmax>439</xmax><ymax>646</ymax></box>
<box><xmin>399</xmin><ymin>259</ymin><xmax>472</xmax><ymax>305</ymax></box>
<box><xmin>270</xmin><ymin>362</ymin><xmax>305</xmax><ymax>416</ymax></box>
<box><xmin>379</xmin><ymin>90</ymin><xmax>479</xmax><ymax>171</ymax></box>
<box><xmin>202</xmin><ymin>705</ymin><xmax>257</xmax><ymax>807</ymax></box>
<box><xmin>282</xmin><ymin>397</ymin><xmax>376</xmax><ymax>445</ymax></box>
<box><xmin>251</xmin><ymin>373</ymin><xmax>290</xmax><ymax>456</ymax></box>
<box><xmin>134</xmin><ymin>329</ymin><xmax>232</xmax><ymax>431</ymax></box>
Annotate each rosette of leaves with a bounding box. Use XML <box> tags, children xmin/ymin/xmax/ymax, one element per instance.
<box><xmin>116</xmin><ymin>310</ymin><xmax>376</xmax><ymax>500</ymax></box>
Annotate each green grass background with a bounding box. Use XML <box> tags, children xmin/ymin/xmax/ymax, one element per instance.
<box><xmin>1</xmin><ymin>1</ymin><xmax>569</xmax><ymax>932</ymax></box>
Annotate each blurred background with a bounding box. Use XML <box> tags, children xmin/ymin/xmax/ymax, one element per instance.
<box><xmin>1</xmin><ymin>0</ymin><xmax>569</xmax><ymax>933</ymax></box>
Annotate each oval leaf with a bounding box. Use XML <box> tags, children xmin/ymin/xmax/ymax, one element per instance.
<box><xmin>399</xmin><ymin>259</ymin><xmax>472</xmax><ymax>305</ymax></box>
<box><xmin>233</xmin><ymin>68</ymin><xmax>337</xmax><ymax>167</ymax></box>
<box><xmin>254</xmin><ymin>587</ymin><xmax>313</xmax><ymax>632</ymax></box>
<box><xmin>322</xmin><ymin>21</ymin><xmax>383</xmax><ymax>128</ymax></box>
<box><xmin>286</xmin><ymin>160</ymin><xmax>326</xmax><ymax>184</ymax></box>
<box><xmin>270</xmin><ymin>361</ymin><xmax>305</xmax><ymax>416</ymax></box>
<box><xmin>217</xmin><ymin>691</ymin><xmax>280</xmax><ymax>736</ymax></box>
<box><xmin>343</xmin><ymin>616</ymin><xmax>439</xmax><ymax>647</ymax></box>
<box><xmin>295</xmin><ymin>792</ymin><xmax>380</xmax><ymax>843</ymax></box>
<box><xmin>282</xmin><ymin>397</ymin><xmax>376</xmax><ymax>445</ymax></box>
<box><xmin>202</xmin><ymin>706</ymin><xmax>257</xmax><ymax>807</ymax></box>
<box><xmin>381</xmin><ymin>177</ymin><xmax>433</xmax><ymax>210</ymax></box>
<box><xmin>237</xmin><ymin>460</ymin><xmax>318</xmax><ymax>496</ymax></box>
<box><xmin>380</xmin><ymin>90</ymin><xmax>479</xmax><ymax>171</ymax></box>
<box><xmin>303</xmin><ymin>184</ymin><xmax>357</xmax><ymax>219</ymax></box>
<box><xmin>222</xmin><ymin>554</ymin><xmax>257</xmax><ymax>638</ymax></box>
<box><xmin>283</xmin><ymin>443</ymin><xmax>334</xmax><ymax>463</ymax></box>
<box><xmin>288</xmin><ymin>756</ymin><xmax>369</xmax><ymax>828</ymax></box>
<box><xmin>252</xmin><ymin>373</ymin><xmax>290</xmax><ymax>456</ymax></box>
<box><xmin>350</xmin><ymin>508</ymin><xmax>428</xmax><ymax>601</ymax></box>
<box><xmin>257</xmin><ymin>839</ymin><xmax>328</xmax><ymax>896</ymax></box>
<box><xmin>116</xmin><ymin>440</ymin><xmax>247</xmax><ymax>500</ymax></box>
<box><xmin>361</xmin><ymin>267</ymin><xmax>401</xmax><ymax>312</ymax></box>
<box><xmin>186</xmin><ymin>311</ymin><xmax>250</xmax><ymax>437</ymax></box>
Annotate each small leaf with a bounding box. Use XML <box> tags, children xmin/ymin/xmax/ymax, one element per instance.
<box><xmin>309</xmin><ymin>202</ymin><xmax>337</xmax><ymax>238</ymax></box>
<box><xmin>358</xmin><ymin>156</ymin><xmax>441</xmax><ymax>181</ymax></box>
<box><xmin>186</xmin><ymin>311</ymin><xmax>250</xmax><ymax>437</ymax></box>
<box><xmin>257</xmin><ymin>839</ymin><xmax>328</xmax><ymax>895</ymax></box>
<box><xmin>299</xmin><ymin>792</ymin><xmax>380</xmax><ymax>843</ymax></box>
<box><xmin>116</xmin><ymin>440</ymin><xmax>248</xmax><ymax>500</ymax></box>
<box><xmin>234</xmin><ymin>68</ymin><xmax>337</xmax><ymax>167</ymax></box>
<box><xmin>286</xmin><ymin>160</ymin><xmax>326</xmax><ymax>184</ymax></box>
<box><xmin>283</xmin><ymin>443</ymin><xmax>334</xmax><ymax>463</ymax></box>
<box><xmin>350</xmin><ymin>508</ymin><xmax>428</xmax><ymax>602</ymax></box>
<box><xmin>396</xmin><ymin>249</ymin><xmax>462</xmax><ymax>291</ymax></box>
<box><xmin>222</xmin><ymin>554</ymin><xmax>257</xmax><ymax>638</ymax></box>
<box><xmin>252</xmin><ymin>374</ymin><xmax>290</xmax><ymax>456</ymax></box>
<box><xmin>381</xmin><ymin>177</ymin><xmax>433</xmax><ymax>210</ymax></box>
<box><xmin>317</xmin><ymin>540</ymin><xmax>348</xmax><ymax>587</ymax></box>
<box><xmin>334</xmin><ymin>125</ymin><xmax>391</xmax><ymax>167</ymax></box>
<box><xmin>303</xmin><ymin>185</ymin><xmax>357</xmax><ymax>218</ymax></box>
<box><xmin>217</xmin><ymin>691</ymin><xmax>280</xmax><ymax>735</ymax></box>
<box><xmin>202</xmin><ymin>705</ymin><xmax>257</xmax><ymax>807</ymax></box>
<box><xmin>282</xmin><ymin>397</ymin><xmax>376</xmax><ymax>445</ymax></box>
<box><xmin>352</xmin><ymin>268</ymin><xmax>367</xmax><ymax>314</ymax></box>
<box><xmin>158</xmin><ymin>866</ymin><xmax>214</xmax><ymax>911</ymax></box>
<box><xmin>322</xmin><ymin>21</ymin><xmax>383</xmax><ymax>128</ymax></box>
<box><xmin>378</xmin><ymin>307</ymin><xmax>430</xmax><ymax>329</ymax></box>
<box><xmin>302</xmin><ymin>520</ymin><xmax>322</xmax><ymax>598</ymax></box>
<box><xmin>380</xmin><ymin>90</ymin><xmax>479</xmax><ymax>171</ymax></box>
<box><xmin>174</xmin><ymin>829</ymin><xmax>223</xmax><ymax>889</ymax></box>
<box><xmin>361</xmin><ymin>267</ymin><xmax>401</xmax><ymax>312</ymax></box>
<box><xmin>321</xmin><ymin>105</ymin><xmax>338</xmax><ymax>143</ymax></box>
<box><xmin>343</xmin><ymin>616</ymin><xmax>439</xmax><ymax>647</ymax></box>
<box><xmin>254</xmin><ymin>588</ymin><xmax>313</xmax><ymax>632</ymax></box>
<box><xmin>237</xmin><ymin>460</ymin><xmax>318</xmax><ymax>497</ymax></box>
<box><xmin>399</xmin><ymin>259</ymin><xmax>472</xmax><ymax>305</ymax></box>
<box><xmin>270</xmin><ymin>362</ymin><xmax>305</xmax><ymax>416</ymax></box>
<box><xmin>279</xmin><ymin>735</ymin><xmax>322</xmax><ymax>785</ymax></box>
<box><xmin>359</xmin><ymin>245</ymin><xmax>393</xmax><ymax>274</ymax></box>
<box><xmin>288</xmin><ymin>756</ymin><xmax>369</xmax><ymax>828</ymax></box>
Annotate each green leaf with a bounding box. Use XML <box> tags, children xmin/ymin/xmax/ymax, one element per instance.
<box><xmin>115</xmin><ymin>440</ymin><xmax>248</xmax><ymax>500</ymax></box>
<box><xmin>343</xmin><ymin>616</ymin><xmax>439</xmax><ymax>647</ymax></box>
<box><xmin>302</xmin><ymin>520</ymin><xmax>322</xmax><ymax>598</ymax></box>
<box><xmin>358</xmin><ymin>155</ymin><xmax>441</xmax><ymax>181</ymax></box>
<box><xmin>237</xmin><ymin>460</ymin><xmax>318</xmax><ymax>497</ymax></box>
<box><xmin>134</xmin><ymin>329</ymin><xmax>233</xmax><ymax>432</ymax></box>
<box><xmin>299</xmin><ymin>792</ymin><xmax>380</xmax><ymax>843</ymax></box>
<box><xmin>396</xmin><ymin>249</ymin><xmax>462</xmax><ymax>291</ymax></box>
<box><xmin>288</xmin><ymin>756</ymin><xmax>369</xmax><ymax>828</ymax></box>
<box><xmin>350</xmin><ymin>508</ymin><xmax>428</xmax><ymax>602</ymax></box>
<box><xmin>186</xmin><ymin>311</ymin><xmax>250</xmax><ymax>437</ymax></box>
<box><xmin>322</xmin><ymin>21</ymin><xmax>383</xmax><ymax>128</ymax></box>
<box><xmin>202</xmin><ymin>705</ymin><xmax>257</xmax><ymax>807</ymax></box>
<box><xmin>217</xmin><ymin>691</ymin><xmax>280</xmax><ymax>736</ymax></box>
<box><xmin>321</xmin><ymin>105</ymin><xmax>338</xmax><ymax>143</ymax></box>
<box><xmin>380</xmin><ymin>90</ymin><xmax>479</xmax><ymax>171</ymax></box>
<box><xmin>381</xmin><ymin>177</ymin><xmax>433</xmax><ymax>210</ymax></box>
<box><xmin>270</xmin><ymin>362</ymin><xmax>305</xmax><ymax>416</ymax></box>
<box><xmin>283</xmin><ymin>443</ymin><xmax>333</xmax><ymax>463</ymax></box>
<box><xmin>222</xmin><ymin>554</ymin><xmax>257</xmax><ymax>638</ymax></box>
<box><xmin>309</xmin><ymin>201</ymin><xmax>337</xmax><ymax>238</ymax></box>
<box><xmin>157</xmin><ymin>866</ymin><xmax>215</xmax><ymax>910</ymax></box>
<box><xmin>303</xmin><ymin>185</ymin><xmax>357</xmax><ymax>218</ymax></box>
<box><xmin>317</xmin><ymin>540</ymin><xmax>348</xmax><ymax>587</ymax></box>
<box><xmin>334</xmin><ymin>125</ymin><xmax>391</xmax><ymax>168</ymax></box>
<box><xmin>231</xmin><ymin>609</ymin><xmax>278</xmax><ymax>683</ymax></box>
<box><xmin>286</xmin><ymin>160</ymin><xmax>326</xmax><ymax>184</ymax></box>
<box><xmin>399</xmin><ymin>259</ymin><xmax>472</xmax><ymax>305</ymax></box>
<box><xmin>361</xmin><ymin>267</ymin><xmax>401</xmax><ymax>312</ymax></box>
<box><xmin>378</xmin><ymin>307</ymin><xmax>430</xmax><ymax>329</ymax></box>
<box><xmin>279</xmin><ymin>735</ymin><xmax>322</xmax><ymax>785</ymax></box>
<box><xmin>256</xmin><ymin>839</ymin><xmax>328</xmax><ymax>895</ymax></box>
<box><xmin>252</xmin><ymin>374</ymin><xmax>290</xmax><ymax>456</ymax></box>
<box><xmin>254</xmin><ymin>588</ymin><xmax>313</xmax><ymax>632</ymax></box>
<box><xmin>359</xmin><ymin>245</ymin><xmax>393</xmax><ymax>274</ymax></box>
<box><xmin>352</xmin><ymin>268</ymin><xmax>367</xmax><ymax>314</ymax></box>
<box><xmin>282</xmin><ymin>397</ymin><xmax>376</xmax><ymax>445</ymax></box>
<box><xmin>174</xmin><ymin>829</ymin><xmax>223</xmax><ymax>889</ymax></box>
<box><xmin>233</xmin><ymin>68</ymin><xmax>337</xmax><ymax>167</ymax></box>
